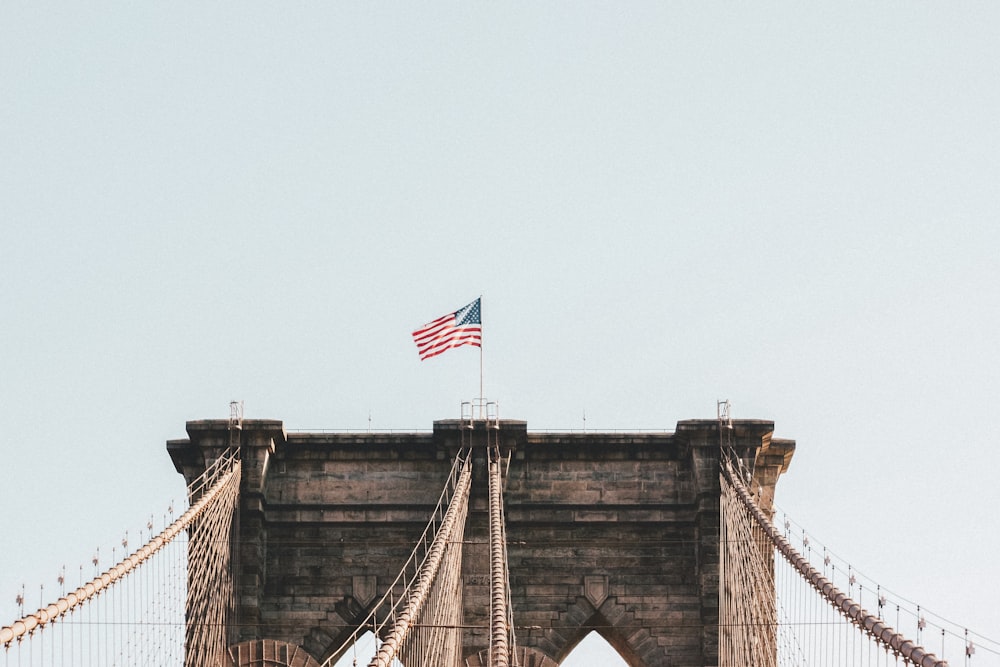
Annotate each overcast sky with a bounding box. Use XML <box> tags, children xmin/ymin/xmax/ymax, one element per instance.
<box><xmin>2</xmin><ymin>3</ymin><xmax>998</xmax><ymax>664</ymax></box>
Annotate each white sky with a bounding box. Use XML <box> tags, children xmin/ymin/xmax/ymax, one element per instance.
<box><xmin>2</xmin><ymin>3</ymin><xmax>998</xmax><ymax>664</ymax></box>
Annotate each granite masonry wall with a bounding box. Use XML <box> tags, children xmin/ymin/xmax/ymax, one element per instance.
<box><xmin>167</xmin><ymin>417</ymin><xmax>794</xmax><ymax>667</ymax></box>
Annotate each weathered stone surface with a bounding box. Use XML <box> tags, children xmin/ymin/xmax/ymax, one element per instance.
<box><xmin>168</xmin><ymin>416</ymin><xmax>793</xmax><ymax>667</ymax></box>
<box><xmin>228</xmin><ymin>638</ymin><xmax>322</xmax><ymax>667</ymax></box>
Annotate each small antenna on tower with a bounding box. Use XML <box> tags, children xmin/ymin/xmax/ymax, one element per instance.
<box><xmin>717</xmin><ymin>399</ymin><xmax>734</xmax><ymax>450</ymax></box>
<box><xmin>717</xmin><ymin>399</ymin><xmax>732</xmax><ymax>426</ymax></box>
<box><xmin>229</xmin><ymin>400</ymin><xmax>244</xmax><ymax>450</ymax></box>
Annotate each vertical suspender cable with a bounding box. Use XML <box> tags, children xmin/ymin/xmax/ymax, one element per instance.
<box><xmin>488</xmin><ymin>444</ymin><xmax>510</xmax><ymax>667</ymax></box>
<box><xmin>0</xmin><ymin>451</ymin><xmax>240</xmax><ymax>652</ymax></box>
<box><xmin>721</xmin><ymin>456</ymin><xmax>949</xmax><ymax>667</ymax></box>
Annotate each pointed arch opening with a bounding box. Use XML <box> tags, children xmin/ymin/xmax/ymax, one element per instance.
<box><xmin>560</xmin><ymin>630</ymin><xmax>629</xmax><ymax>667</ymax></box>
<box><xmin>326</xmin><ymin>630</ymin><xmax>381</xmax><ymax>667</ymax></box>
<box><xmin>548</xmin><ymin>599</ymin><xmax>653</xmax><ymax>667</ymax></box>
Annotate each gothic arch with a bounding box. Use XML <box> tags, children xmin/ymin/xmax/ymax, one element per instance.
<box><xmin>302</xmin><ymin>594</ymin><xmax>372</xmax><ymax>664</ymax></box>
<box><xmin>537</xmin><ymin>595</ymin><xmax>662</xmax><ymax>667</ymax></box>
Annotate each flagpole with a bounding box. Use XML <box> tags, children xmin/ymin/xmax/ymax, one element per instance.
<box><xmin>479</xmin><ymin>295</ymin><xmax>484</xmax><ymax>421</ymax></box>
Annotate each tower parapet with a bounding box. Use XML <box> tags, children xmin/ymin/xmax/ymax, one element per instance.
<box><xmin>167</xmin><ymin>416</ymin><xmax>794</xmax><ymax>667</ymax></box>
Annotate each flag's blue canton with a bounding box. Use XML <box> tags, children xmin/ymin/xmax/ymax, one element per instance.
<box><xmin>456</xmin><ymin>299</ymin><xmax>481</xmax><ymax>326</ymax></box>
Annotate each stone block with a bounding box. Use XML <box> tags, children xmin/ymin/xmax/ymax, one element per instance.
<box><xmin>169</xmin><ymin>416</ymin><xmax>793</xmax><ymax>667</ymax></box>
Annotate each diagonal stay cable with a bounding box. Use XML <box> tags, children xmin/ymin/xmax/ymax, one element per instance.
<box><xmin>1</xmin><ymin>448</ymin><xmax>241</xmax><ymax>649</ymax></box>
<box><xmin>720</xmin><ymin>453</ymin><xmax>949</xmax><ymax>667</ymax></box>
<box><xmin>367</xmin><ymin>450</ymin><xmax>472</xmax><ymax>667</ymax></box>
<box><xmin>321</xmin><ymin>448</ymin><xmax>473</xmax><ymax>667</ymax></box>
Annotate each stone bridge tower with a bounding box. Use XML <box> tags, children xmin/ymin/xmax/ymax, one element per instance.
<box><xmin>167</xmin><ymin>416</ymin><xmax>794</xmax><ymax>667</ymax></box>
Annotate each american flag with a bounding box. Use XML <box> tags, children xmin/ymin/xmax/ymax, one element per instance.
<box><xmin>412</xmin><ymin>298</ymin><xmax>482</xmax><ymax>360</ymax></box>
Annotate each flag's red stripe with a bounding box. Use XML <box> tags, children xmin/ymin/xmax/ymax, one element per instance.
<box><xmin>413</xmin><ymin>321</ymin><xmax>480</xmax><ymax>340</ymax></box>
<box><xmin>418</xmin><ymin>330</ymin><xmax>481</xmax><ymax>351</ymax></box>
<box><xmin>411</xmin><ymin>313</ymin><xmax>454</xmax><ymax>338</ymax></box>
<box><xmin>415</xmin><ymin>328</ymin><xmax>481</xmax><ymax>358</ymax></box>
<box><xmin>418</xmin><ymin>336</ymin><xmax>482</xmax><ymax>360</ymax></box>
<box><xmin>412</xmin><ymin>321</ymin><xmax>460</xmax><ymax>346</ymax></box>
<box><xmin>414</xmin><ymin>325</ymin><xmax>481</xmax><ymax>346</ymax></box>
<box><xmin>416</xmin><ymin>329</ymin><xmax>482</xmax><ymax>356</ymax></box>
